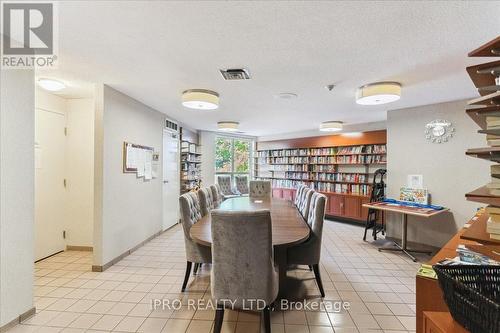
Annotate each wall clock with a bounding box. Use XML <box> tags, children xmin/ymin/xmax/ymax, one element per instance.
<box><xmin>425</xmin><ymin>119</ymin><xmax>455</xmax><ymax>144</ymax></box>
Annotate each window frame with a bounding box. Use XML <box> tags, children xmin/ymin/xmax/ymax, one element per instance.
<box><xmin>214</xmin><ymin>135</ymin><xmax>254</xmax><ymax>184</ymax></box>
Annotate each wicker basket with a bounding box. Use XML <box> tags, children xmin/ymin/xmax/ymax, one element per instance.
<box><xmin>433</xmin><ymin>265</ymin><xmax>500</xmax><ymax>333</ymax></box>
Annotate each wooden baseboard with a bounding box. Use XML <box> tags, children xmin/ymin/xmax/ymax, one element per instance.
<box><xmin>92</xmin><ymin>229</ymin><xmax>164</xmax><ymax>272</ymax></box>
<box><xmin>66</xmin><ymin>245</ymin><xmax>93</xmax><ymax>251</ymax></box>
<box><xmin>0</xmin><ymin>307</ymin><xmax>36</xmax><ymax>332</ymax></box>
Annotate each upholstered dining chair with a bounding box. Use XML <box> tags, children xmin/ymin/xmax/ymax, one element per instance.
<box><xmin>210</xmin><ymin>184</ymin><xmax>223</xmax><ymax>206</ymax></box>
<box><xmin>286</xmin><ymin>192</ymin><xmax>327</xmax><ymax>297</ymax></box>
<box><xmin>211</xmin><ymin>209</ymin><xmax>278</xmax><ymax>333</ymax></box>
<box><xmin>249</xmin><ymin>180</ymin><xmax>272</xmax><ymax>199</ymax></box>
<box><xmin>198</xmin><ymin>187</ymin><xmax>216</xmax><ymax>215</ymax></box>
<box><xmin>297</xmin><ymin>187</ymin><xmax>313</xmax><ymax>221</ymax></box>
<box><xmin>179</xmin><ymin>192</ymin><xmax>212</xmax><ymax>292</ymax></box>
<box><xmin>216</xmin><ymin>175</ymin><xmax>239</xmax><ymax>198</ymax></box>
<box><xmin>234</xmin><ymin>175</ymin><xmax>249</xmax><ymax>195</ymax></box>
<box><xmin>294</xmin><ymin>184</ymin><xmax>306</xmax><ymax>206</ymax></box>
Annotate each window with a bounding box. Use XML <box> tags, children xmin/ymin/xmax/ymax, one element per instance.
<box><xmin>215</xmin><ymin>136</ymin><xmax>252</xmax><ymax>183</ymax></box>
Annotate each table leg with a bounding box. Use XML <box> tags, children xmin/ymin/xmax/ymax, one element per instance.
<box><xmin>378</xmin><ymin>213</ymin><xmax>432</xmax><ymax>262</ymax></box>
<box><xmin>274</xmin><ymin>245</ymin><xmax>287</xmax><ymax>298</ymax></box>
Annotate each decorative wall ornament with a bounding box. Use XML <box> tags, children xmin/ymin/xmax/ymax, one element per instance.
<box><xmin>425</xmin><ymin>119</ymin><xmax>455</xmax><ymax>144</ymax></box>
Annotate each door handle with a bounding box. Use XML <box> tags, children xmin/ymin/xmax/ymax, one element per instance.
<box><xmin>163</xmin><ymin>180</ymin><xmax>169</xmax><ymax>184</ymax></box>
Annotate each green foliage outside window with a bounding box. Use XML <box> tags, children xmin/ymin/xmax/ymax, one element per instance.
<box><xmin>215</xmin><ymin>137</ymin><xmax>251</xmax><ymax>175</ymax></box>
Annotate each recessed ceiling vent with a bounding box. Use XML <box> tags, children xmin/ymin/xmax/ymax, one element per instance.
<box><xmin>219</xmin><ymin>68</ymin><xmax>251</xmax><ymax>80</ymax></box>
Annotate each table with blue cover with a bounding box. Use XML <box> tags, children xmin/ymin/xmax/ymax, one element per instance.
<box><xmin>362</xmin><ymin>199</ymin><xmax>449</xmax><ymax>262</ymax></box>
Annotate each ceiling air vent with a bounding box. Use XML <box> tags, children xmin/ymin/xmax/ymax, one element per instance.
<box><xmin>219</xmin><ymin>68</ymin><xmax>251</xmax><ymax>80</ymax></box>
<box><xmin>165</xmin><ymin>119</ymin><xmax>179</xmax><ymax>133</ymax></box>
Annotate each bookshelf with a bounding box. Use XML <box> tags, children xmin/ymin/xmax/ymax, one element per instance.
<box><xmin>255</xmin><ymin>130</ymin><xmax>387</xmax><ymax>222</ymax></box>
<box><xmin>180</xmin><ymin>128</ymin><xmax>202</xmax><ymax>194</ymax></box>
<box><xmin>465</xmin><ymin>36</ymin><xmax>500</xmax><ymax>245</ymax></box>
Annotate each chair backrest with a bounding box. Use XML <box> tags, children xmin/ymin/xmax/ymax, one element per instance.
<box><xmin>305</xmin><ymin>192</ymin><xmax>327</xmax><ymax>262</ymax></box>
<box><xmin>179</xmin><ymin>192</ymin><xmax>202</xmax><ymax>240</ymax></box>
<box><xmin>249</xmin><ymin>180</ymin><xmax>271</xmax><ymax>199</ymax></box>
<box><xmin>297</xmin><ymin>188</ymin><xmax>313</xmax><ymax>220</ymax></box>
<box><xmin>210</xmin><ymin>184</ymin><xmax>223</xmax><ymax>206</ymax></box>
<box><xmin>198</xmin><ymin>187</ymin><xmax>215</xmax><ymax>215</ymax></box>
<box><xmin>217</xmin><ymin>175</ymin><xmax>234</xmax><ymax>196</ymax></box>
<box><xmin>294</xmin><ymin>185</ymin><xmax>306</xmax><ymax>206</ymax></box>
<box><xmin>235</xmin><ymin>175</ymin><xmax>249</xmax><ymax>195</ymax></box>
<box><xmin>211</xmin><ymin>209</ymin><xmax>277</xmax><ymax>309</ymax></box>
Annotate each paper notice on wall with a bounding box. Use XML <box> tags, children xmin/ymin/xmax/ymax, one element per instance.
<box><xmin>126</xmin><ymin>144</ymin><xmax>137</xmax><ymax>169</ymax></box>
<box><xmin>136</xmin><ymin>148</ymin><xmax>145</xmax><ymax>178</ymax></box>
<box><xmin>151</xmin><ymin>155</ymin><xmax>159</xmax><ymax>179</ymax></box>
<box><xmin>407</xmin><ymin>175</ymin><xmax>424</xmax><ymax>189</ymax></box>
<box><xmin>144</xmin><ymin>150</ymin><xmax>153</xmax><ymax>180</ymax></box>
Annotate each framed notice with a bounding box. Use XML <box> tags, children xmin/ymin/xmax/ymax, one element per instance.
<box><xmin>123</xmin><ymin>142</ymin><xmax>154</xmax><ymax>176</ymax></box>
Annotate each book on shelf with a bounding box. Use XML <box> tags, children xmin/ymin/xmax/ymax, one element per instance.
<box><xmin>487</xmin><ymin>134</ymin><xmax>500</xmax><ymax>147</ymax></box>
<box><xmin>486</xmin><ymin>205</ymin><xmax>500</xmax><ymax>216</ymax></box>
<box><xmin>486</xmin><ymin>178</ymin><xmax>500</xmax><ymax>189</ymax></box>
<box><xmin>492</xmin><ymin>164</ymin><xmax>500</xmax><ymax>177</ymax></box>
<box><xmin>486</xmin><ymin>116</ymin><xmax>500</xmax><ymax>130</ymax></box>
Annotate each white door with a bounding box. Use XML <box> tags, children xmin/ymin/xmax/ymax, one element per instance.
<box><xmin>162</xmin><ymin>130</ymin><xmax>180</xmax><ymax>230</ymax></box>
<box><xmin>35</xmin><ymin>108</ymin><xmax>66</xmax><ymax>261</ymax></box>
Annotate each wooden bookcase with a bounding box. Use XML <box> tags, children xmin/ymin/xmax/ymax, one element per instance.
<box><xmin>180</xmin><ymin>128</ymin><xmax>202</xmax><ymax>194</ymax></box>
<box><xmin>464</xmin><ymin>35</ymin><xmax>500</xmax><ymax>245</ymax></box>
<box><xmin>255</xmin><ymin>130</ymin><xmax>387</xmax><ymax>222</ymax></box>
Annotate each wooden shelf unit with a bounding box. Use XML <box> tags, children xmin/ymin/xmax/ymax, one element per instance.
<box><xmin>466</xmin><ymin>60</ymin><xmax>500</xmax><ymax>96</ymax></box>
<box><xmin>180</xmin><ymin>128</ymin><xmax>202</xmax><ymax>194</ymax></box>
<box><xmin>255</xmin><ymin>130</ymin><xmax>387</xmax><ymax>222</ymax></box>
<box><xmin>468</xmin><ymin>36</ymin><xmax>500</xmax><ymax>57</ymax></box>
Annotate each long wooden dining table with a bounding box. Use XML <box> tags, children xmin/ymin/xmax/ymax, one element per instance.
<box><xmin>190</xmin><ymin>196</ymin><xmax>310</xmax><ymax>298</ymax></box>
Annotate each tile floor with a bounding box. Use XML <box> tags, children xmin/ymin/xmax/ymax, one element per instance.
<box><xmin>10</xmin><ymin>220</ymin><xmax>422</xmax><ymax>333</ymax></box>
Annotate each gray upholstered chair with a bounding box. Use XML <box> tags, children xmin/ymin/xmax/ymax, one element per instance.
<box><xmin>249</xmin><ymin>180</ymin><xmax>272</xmax><ymax>199</ymax></box>
<box><xmin>287</xmin><ymin>192</ymin><xmax>327</xmax><ymax>297</ymax></box>
<box><xmin>211</xmin><ymin>209</ymin><xmax>277</xmax><ymax>333</ymax></box>
<box><xmin>234</xmin><ymin>175</ymin><xmax>249</xmax><ymax>195</ymax></box>
<box><xmin>198</xmin><ymin>187</ymin><xmax>216</xmax><ymax>215</ymax></box>
<box><xmin>297</xmin><ymin>187</ymin><xmax>313</xmax><ymax>221</ymax></box>
<box><xmin>179</xmin><ymin>192</ymin><xmax>212</xmax><ymax>291</ymax></box>
<box><xmin>294</xmin><ymin>184</ymin><xmax>306</xmax><ymax>207</ymax></box>
<box><xmin>210</xmin><ymin>184</ymin><xmax>223</xmax><ymax>206</ymax></box>
<box><xmin>216</xmin><ymin>175</ymin><xmax>239</xmax><ymax>198</ymax></box>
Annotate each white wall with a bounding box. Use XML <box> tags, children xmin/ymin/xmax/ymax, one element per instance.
<box><xmin>35</xmin><ymin>89</ymin><xmax>95</xmax><ymax>249</ymax></box>
<box><xmin>94</xmin><ymin>85</ymin><xmax>164</xmax><ymax>266</ymax></box>
<box><xmin>0</xmin><ymin>70</ymin><xmax>35</xmax><ymax>326</ymax></box>
<box><xmin>66</xmin><ymin>98</ymin><xmax>94</xmax><ymax>247</ymax></box>
<box><xmin>386</xmin><ymin>100</ymin><xmax>490</xmax><ymax>247</ymax></box>
<box><xmin>200</xmin><ymin>131</ymin><xmax>217</xmax><ymax>186</ymax></box>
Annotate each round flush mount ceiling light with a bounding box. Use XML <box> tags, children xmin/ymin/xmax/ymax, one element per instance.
<box><xmin>275</xmin><ymin>92</ymin><xmax>298</xmax><ymax>100</ymax></box>
<box><xmin>38</xmin><ymin>78</ymin><xmax>66</xmax><ymax>91</ymax></box>
<box><xmin>217</xmin><ymin>121</ymin><xmax>239</xmax><ymax>132</ymax></box>
<box><xmin>355</xmin><ymin>82</ymin><xmax>401</xmax><ymax>105</ymax></box>
<box><xmin>320</xmin><ymin>121</ymin><xmax>343</xmax><ymax>132</ymax></box>
<box><xmin>182</xmin><ymin>89</ymin><xmax>219</xmax><ymax>110</ymax></box>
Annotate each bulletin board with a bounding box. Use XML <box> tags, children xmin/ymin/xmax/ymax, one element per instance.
<box><xmin>123</xmin><ymin>142</ymin><xmax>159</xmax><ymax>179</ymax></box>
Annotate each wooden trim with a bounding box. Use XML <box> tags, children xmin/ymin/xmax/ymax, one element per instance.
<box><xmin>66</xmin><ymin>245</ymin><xmax>93</xmax><ymax>251</ymax></box>
<box><xmin>0</xmin><ymin>307</ymin><xmax>36</xmax><ymax>332</ymax></box>
<box><xmin>257</xmin><ymin>130</ymin><xmax>387</xmax><ymax>150</ymax></box>
<box><xmin>92</xmin><ymin>225</ymin><xmax>178</xmax><ymax>272</ymax></box>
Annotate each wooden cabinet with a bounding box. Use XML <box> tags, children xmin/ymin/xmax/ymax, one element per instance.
<box><xmin>272</xmin><ymin>188</ymin><xmax>283</xmax><ymax>198</ymax></box>
<box><xmin>272</xmin><ymin>188</ymin><xmax>369</xmax><ymax>222</ymax></box>
<box><xmin>344</xmin><ymin>196</ymin><xmax>361</xmax><ymax>219</ymax></box>
<box><xmin>282</xmin><ymin>188</ymin><xmax>295</xmax><ymax>201</ymax></box>
<box><xmin>423</xmin><ymin>312</ymin><xmax>468</xmax><ymax>333</ymax></box>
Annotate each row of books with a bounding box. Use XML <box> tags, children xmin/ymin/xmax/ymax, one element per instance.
<box><xmin>309</xmin><ymin>155</ymin><xmax>387</xmax><ymax>164</ymax></box>
<box><xmin>257</xmin><ymin>144</ymin><xmax>387</xmax><ymax>157</ymax></box>
<box><xmin>486</xmin><ymin>205</ymin><xmax>500</xmax><ymax>241</ymax></box>
<box><xmin>268</xmin><ymin>179</ymin><xmax>370</xmax><ymax>195</ymax></box>
<box><xmin>314</xmin><ymin>182</ymin><xmax>371</xmax><ymax>195</ymax></box>
<box><xmin>312</xmin><ymin>172</ymin><xmax>368</xmax><ymax>183</ymax></box>
<box><xmin>268</xmin><ymin>165</ymin><xmax>309</xmax><ymax>172</ymax></box>
<box><xmin>283</xmin><ymin>172</ymin><xmax>310</xmax><ymax>180</ymax></box>
<box><xmin>257</xmin><ymin>156</ymin><xmax>310</xmax><ymax>164</ymax></box>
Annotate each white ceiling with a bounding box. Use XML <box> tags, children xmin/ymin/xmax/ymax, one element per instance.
<box><xmin>39</xmin><ymin>1</ymin><xmax>500</xmax><ymax>136</ymax></box>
